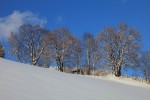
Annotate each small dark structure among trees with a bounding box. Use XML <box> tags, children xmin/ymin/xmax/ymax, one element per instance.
<box><xmin>71</xmin><ymin>67</ymin><xmax>84</xmax><ymax>75</ymax></box>
<box><xmin>0</xmin><ymin>42</ymin><xmax>5</xmax><ymax>58</ymax></box>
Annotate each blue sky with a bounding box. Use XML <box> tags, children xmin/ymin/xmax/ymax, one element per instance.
<box><xmin>0</xmin><ymin>0</ymin><xmax>150</xmax><ymax>52</ymax></box>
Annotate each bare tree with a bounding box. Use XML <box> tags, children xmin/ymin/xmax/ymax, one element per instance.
<box><xmin>83</xmin><ymin>33</ymin><xmax>97</xmax><ymax>75</ymax></box>
<box><xmin>0</xmin><ymin>42</ymin><xmax>5</xmax><ymax>58</ymax></box>
<box><xmin>45</xmin><ymin>28</ymin><xmax>80</xmax><ymax>72</ymax></box>
<box><xmin>8</xmin><ymin>24</ymin><xmax>48</xmax><ymax>65</ymax></box>
<box><xmin>97</xmin><ymin>23</ymin><xmax>141</xmax><ymax>77</ymax></box>
<box><xmin>138</xmin><ymin>51</ymin><xmax>150</xmax><ymax>81</ymax></box>
<box><xmin>40</xmin><ymin>47</ymin><xmax>52</xmax><ymax>67</ymax></box>
<box><xmin>69</xmin><ymin>37</ymin><xmax>83</xmax><ymax>69</ymax></box>
<box><xmin>91</xmin><ymin>49</ymin><xmax>100</xmax><ymax>75</ymax></box>
<box><xmin>8</xmin><ymin>32</ymin><xmax>24</xmax><ymax>62</ymax></box>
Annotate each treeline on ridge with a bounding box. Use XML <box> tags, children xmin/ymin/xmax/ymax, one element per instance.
<box><xmin>2</xmin><ymin>23</ymin><xmax>149</xmax><ymax>81</ymax></box>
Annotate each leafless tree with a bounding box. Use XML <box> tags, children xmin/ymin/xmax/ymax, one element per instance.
<box><xmin>40</xmin><ymin>47</ymin><xmax>52</xmax><ymax>67</ymax></box>
<box><xmin>138</xmin><ymin>51</ymin><xmax>150</xmax><ymax>81</ymax></box>
<box><xmin>83</xmin><ymin>33</ymin><xmax>97</xmax><ymax>75</ymax></box>
<box><xmin>8</xmin><ymin>24</ymin><xmax>48</xmax><ymax>65</ymax></box>
<box><xmin>71</xmin><ymin>38</ymin><xmax>83</xmax><ymax>69</ymax></box>
<box><xmin>45</xmin><ymin>27</ymin><xmax>81</xmax><ymax>72</ymax></box>
<box><xmin>91</xmin><ymin>49</ymin><xmax>100</xmax><ymax>75</ymax></box>
<box><xmin>0</xmin><ymin>42</ymin><xmax>5</xmax><ymax>58</ymax></box>
<box><xmin>8</xmin><ymin>32</ymin><xmax>24</xmax><ymax>62</ymax></box>
<box><xmin>97</xmin><ymin>23</ymin><xmax>141</xmax><ymax>77</ymax></box>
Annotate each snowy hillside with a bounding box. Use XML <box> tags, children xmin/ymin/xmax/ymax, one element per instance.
<box><xmin>0</xmin><ymin>58</ymin><xmax>150</xmax><ymax>100</ymax></box>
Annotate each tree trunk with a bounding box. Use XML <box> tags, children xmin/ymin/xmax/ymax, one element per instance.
<box><xmin>60</xmin><ymin>62</ymin><xmax>64</xmax><ymax>72</ymax></box>
<box><xmin>115</xmin><ymin>66</ymin><xmax>121</xmax><ymax>77</ymax></box>
<box><xmin>144</xmin><ymin>70</ymin><xmax>148</xmax><ymax>81</ymax></box>
<box><xmin>86</xmin><ymin>49</ymin><xmax>90</xmax><ymax>75</ymax></box>
<box><xmin>56</xmin><ymin>57</ymin><xmax>62</xmax><ymax>72</ymax></box>
<box><xmin>87</xmin><ymin>65</ymin><xmax>90</xmax><ymax>75</ymax></box>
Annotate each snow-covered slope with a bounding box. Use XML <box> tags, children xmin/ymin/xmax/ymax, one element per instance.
<box><xmin>88</xmin><ymin>74</ymin><xmax>150</xmax><ymax>88</ymax></box>
<box><xmin>0</xmin><ymin>58</ymin><xmax>150</xmax><ymax>100</ymax></box>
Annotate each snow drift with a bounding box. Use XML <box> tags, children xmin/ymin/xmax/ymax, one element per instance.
<box><xmin>0</xmin><ymin>58</ymin><xmax>150</xmax><ymax>100</ymax></box>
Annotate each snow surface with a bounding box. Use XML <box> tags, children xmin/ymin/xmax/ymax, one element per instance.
<box><xmin>87</xmin><ymin>74</ymin><xmax>150</xmax><ymax>89</ymax></box>
<box><xmin>0</xmin><ymin>58</ymin><xmax>150</xmax><ymax>100</ymax></box>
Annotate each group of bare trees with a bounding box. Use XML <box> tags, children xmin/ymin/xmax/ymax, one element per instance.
<box><xmin>7</xmin><ymin>25</ymin><xmax>82</xmax><ymax>71</ymax></box>
<box><xmin>6</xmin><ymin>23</ymin><xmax>150</xmax><ymax>78</ymax></box>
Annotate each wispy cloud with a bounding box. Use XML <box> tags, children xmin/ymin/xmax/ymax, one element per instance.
<box><xmin>122</xmin><ymin>0</ymin><xmax>128</xmax><ymax>4</ymax></box>
<box><xmin>55</xmin><ymin>15</ymin><xmax>64</xmax><ymax>25</ymax></box>
<box><xmin>0</xmin><ymin>10</ymin><xmax>47</xmax><ymax>38</ymax></box>
<box><xmin>57</xmin><ymin>16</ymin><xmax>63</xmax><ymax>23</ymax></box>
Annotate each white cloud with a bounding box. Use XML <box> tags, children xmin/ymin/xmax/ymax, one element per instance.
<box><xmin>0</xmin><ymin>11</ymin><xmax>47</xmax><ymax>38</ymax></box>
